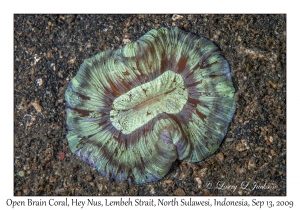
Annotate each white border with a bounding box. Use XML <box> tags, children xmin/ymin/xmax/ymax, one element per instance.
<box><xmin>1</xmin><ymin>0</ymin><xmax>297</xmax><ymax>209</ymax></box>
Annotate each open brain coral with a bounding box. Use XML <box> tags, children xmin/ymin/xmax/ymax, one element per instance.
<box><xmin>65</xmin><ymin>27</ymin><xmax>236</xmax><ymax>184</ymax></box>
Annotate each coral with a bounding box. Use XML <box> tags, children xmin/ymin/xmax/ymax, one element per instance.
<box><xmin>65</xmin><ymin>27</ymin><xmax>236</xmax><ymax>184</ymax></box>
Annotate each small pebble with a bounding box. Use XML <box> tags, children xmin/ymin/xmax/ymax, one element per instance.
<box><xmin>225</xmin><ymin>137</ymin><xmax>234</xmax><ymax>142</ymax></box>
<box><xmin>202</xmin><ymin>189</ymin><xmax>211</xmax><ymax>196</ymax></box>
<box><xmin>236</xmin><ymin>139</ymin><xmax>249</xmax><ymax>151</ymax></box>
<box><xmin>122</xmin><ymin>38</ymin><xmax>131</xmax><ymax>44</ymax></box>
<box><xmin>197</xmin><ymin>168</ymin><xmax>208</xmax><ymax>177</ymax></box>
<box><xmin>236</xmin><ymin>166</ymin><xmax>246</xmax><ymax>174</ymax></box>
<box><xmin>270</xmin><ymin>149</ymin><xmax>276</xmax><ymax>156</ymax></box>
<box><xmin>149</xmin><ymin>185</ymin><xmax>155</xmax><ymax>195</ymax></box>
<box><xmin>248</xmin><ymin>157</ymin><xmax>256</xmax><ymax>169</ymax></box>
<box><xmin>163</xmin><ymin>179</ymin><xmax>174</xmax><ymax>186</ymax></box>
<box><xmin>172</xmin><ymin>14</ymin><xmax>183</xmax><ymax>21</ymax></box>
<box><xmin>31</xmin><ymin>100</ymin><xmax>42</xmax><ymax>113</ymax></box>
<box><xmin>86</xmin><ymin>174</ymin><xmax>93</xmax><ymax>181</ymax></box>
<box><xmin>23</xmin><ymin>188</ymin><xmax>30</xmax><ymax>195</ymax></box>
<box><xmin>238</xmin><ymin>189</ymin><xmax>243</xmax><ymax>195</ymax></box>
<box><xmin>194</xmin><ymin>177</ymin><xmax>202</xmax><ymax>188</ymax></box>
<box><xmin>268</xmin><ymin>80</ymin><xmax>277</xmax><ymax>88</ymax></box>
<box><xmin>174</xmin><ymin>188</ymin><xmax>185</xmax><ymax>196</ymax></box>
<box><xmin>58</xmin><ymin>151</ymin><xmax>65</xmax><ymax>160</ymax></box>
<box><xmin>49</xmin><ymin>177</ymin><xmax>57</xmax><ymax>183</ymax></box>
<box><xmin>97</xmin><ymin>184</ymin><xmax>103</xmax><ymax>191</ymax></box>
<box><xmin>269</xmin><ymin>136</ymin><xmax>274</xmax><ymax>143</ymax></box>
<box><xmin>216</xmin><ymin>152</ymin><xmax>224</xmax><ymax>162</ymax></box>
<box><xmin>18</xmin><ymin>171</ymin><xmax>25</xmax><ymax>177</ymax></box>
<box><xmin>36</xmin><ymin>78</ymin><xmax>43</xmax><ymax>86</ymax></box>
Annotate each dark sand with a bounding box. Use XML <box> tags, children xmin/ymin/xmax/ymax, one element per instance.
<box><xmin>14</xmin><ymin>14</ymin><xmax>286</xmax><ymax>196</ymax></box>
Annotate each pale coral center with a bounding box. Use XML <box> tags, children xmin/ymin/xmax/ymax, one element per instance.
<box><xmin>110</xmin><ymin>70</ymin><xmax>188</xmax><ymax>134</ymax></box>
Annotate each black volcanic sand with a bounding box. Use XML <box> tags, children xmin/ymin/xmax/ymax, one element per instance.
<box><xmin>14</xmin><ymin>14</ymin><xmax>286</xmax><ymax>196</ymax></box>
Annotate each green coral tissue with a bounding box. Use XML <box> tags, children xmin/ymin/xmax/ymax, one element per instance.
<box><xmin>65</xmin><ymin>27</ymin><xmax>236</xmax><ymax>184</ymax></box>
